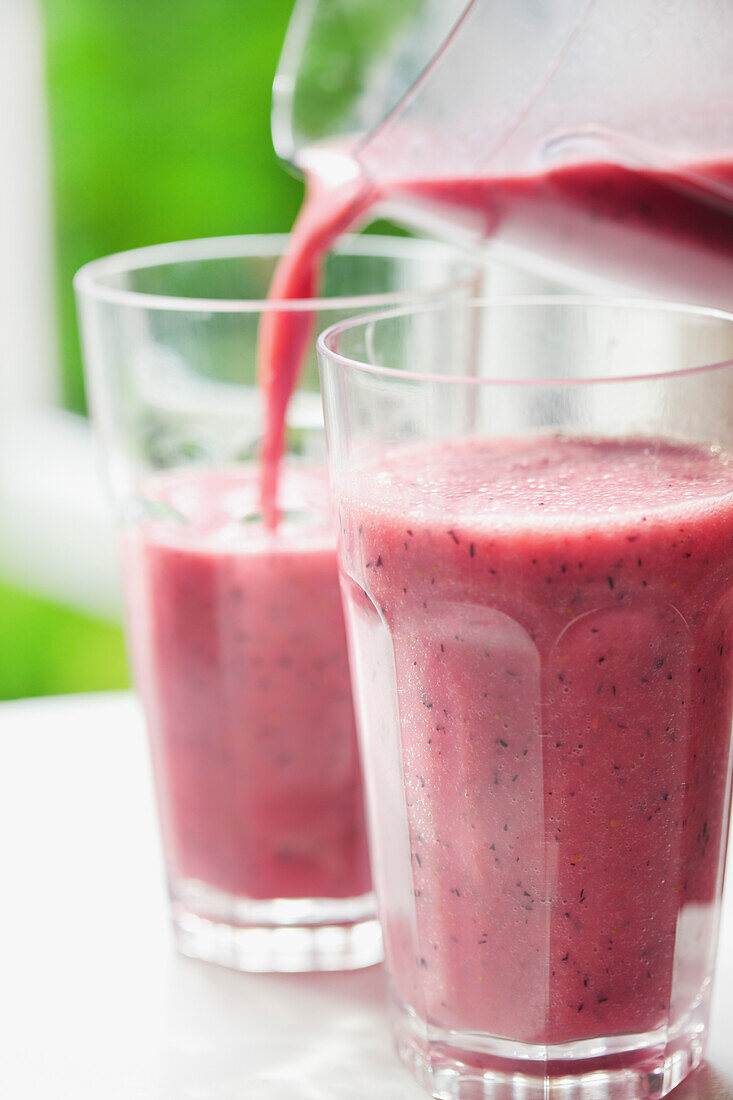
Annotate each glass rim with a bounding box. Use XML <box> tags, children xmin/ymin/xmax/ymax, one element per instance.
<box><xmin>317</xmin><ymin>295</ymin><xmax>733</xmax><ymax>388</ymax></box>
<box><xmin>72</xmin><ymin>232</ymin><xmax>478</xmax><ymax>313</ymax></box>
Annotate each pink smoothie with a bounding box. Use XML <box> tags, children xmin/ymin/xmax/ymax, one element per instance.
<box><xmin>123</xmin><ymin>465</ymin><xmax>371</xmax><ymax>904</ymax></box>
<box><xmin>337</xmin><ymin>436</ymin><xmax>733</xmax><ymax>1044</ymax></box>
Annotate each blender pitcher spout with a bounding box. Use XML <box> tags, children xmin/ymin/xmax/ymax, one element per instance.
<box><xmin>271</xmin><ymin>0</ymin><xmax>469</xmax><ymax>170</ymax></box>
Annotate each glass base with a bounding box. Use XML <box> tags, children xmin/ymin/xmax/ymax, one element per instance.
<box><xmin>391</xmin><ymin>995</ymin><xmax>708</xmax><ymax>1100</ymax></box>
<box><xmin>170</xmin><ymin>879</ymin><xmax>383</xmax><ymax>972</ymax></box>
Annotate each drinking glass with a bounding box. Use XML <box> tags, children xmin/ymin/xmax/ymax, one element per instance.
<box><xmin>74</xmin><ymin>234</ymin><xmax>479</xmax><ymax>972</ymax></box>
<box><xmin>318</xmin><ymin>298</ymin><xmax>733</xmax><ymax>1090</ymax></box>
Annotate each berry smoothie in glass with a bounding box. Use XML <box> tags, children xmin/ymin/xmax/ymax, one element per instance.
<box><xmin>75</xmin><ymin>234</ymin><xmax>476</xmax><ymax>972</ymax></box>
<box><xmin>123</xmin><ymin>464</ymin><xmax>370</xmax><ymax>907</ymax></box>
<box><xmin>319</xmin><ymin>298</ymin><xmax>733</xmax><ymax>1099</ymax></box>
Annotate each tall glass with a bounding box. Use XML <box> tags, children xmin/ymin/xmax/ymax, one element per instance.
<box><xmin>74</xmin><ymin>234</ymin><xmax>479</xmax><ymax>972</ymax></box>
<box><xmin>318</xmin><ymin>299</ymin><xmax>733</xmax><ymax>1092</ymax></box>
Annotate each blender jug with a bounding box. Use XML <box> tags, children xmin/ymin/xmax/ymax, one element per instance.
<box><xmin>273</xmin><ymin>0</ymin><xmax>733</xmax><ymax>306</ymax></box>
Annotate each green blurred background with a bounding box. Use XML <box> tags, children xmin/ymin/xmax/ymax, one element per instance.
<box><xmin>2</xmin><ymin>1</ymin><xmax>302</xmax><ymax>700</ymax></box>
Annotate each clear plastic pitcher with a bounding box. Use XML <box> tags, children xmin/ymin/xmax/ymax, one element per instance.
<box><xmin>273</xmin><ymin>0</ymin><xmax>733</xmax><ymax>305</ymax></box>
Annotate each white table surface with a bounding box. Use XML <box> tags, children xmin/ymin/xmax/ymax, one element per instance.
<box><xmin>1</xmin><ymin>692</ymin><xmax>731</xmax><ymax>1100</ymax></box>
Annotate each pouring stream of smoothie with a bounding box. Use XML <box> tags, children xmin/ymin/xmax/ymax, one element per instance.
<box><xmin>257</xmin><ymin>156</ymin><xmax>733</xmax><ymax>526</ymax></box>
<box><xmin>257</xmin><ymin>171</ymin><xmax>375</xmax><ymax>526</ymax></box>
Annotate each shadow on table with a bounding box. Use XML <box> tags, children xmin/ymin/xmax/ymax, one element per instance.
<box><xmin>174</xmin><ymin>953</ymin><xmax>389</xmax><ymax>1012</ymax></box>
<box><xmin>265</xmin><ymin>961</ymin><xmax>388</xmax><ymax>1006</ymax></box>
<box><xmin>160</xmin><ymin>957</ymin><xmax>420</xmax><ymax>1099</ymax></box>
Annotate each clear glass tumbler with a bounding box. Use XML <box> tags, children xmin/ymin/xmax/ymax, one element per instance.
<box><xmin>318</xmin><ymin>299</ymin><xmax>733</xmax><ymax>1091</ymax></box>
<box><xmin>74</xmin><ymin>234</ymin><xmax>479</xmax><ymax>972</ymax></box>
